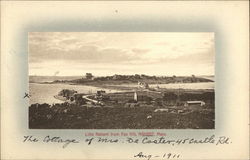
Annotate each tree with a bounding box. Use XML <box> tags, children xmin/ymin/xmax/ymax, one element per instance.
<box><xmin>85</xmin><ymin>73</ymin><xmax>93</xmax><ymax>79</ymax></box>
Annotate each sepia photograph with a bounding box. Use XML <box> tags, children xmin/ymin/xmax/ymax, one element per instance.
<box><xmin>1</xmin><ymin>1</ymin><xmax>249</xmax><ymax>160</ymax></box>
<box><xmin>28</xmin><ymin>32</ymin><xmax>215</xmax><ymax>129</ymax></box>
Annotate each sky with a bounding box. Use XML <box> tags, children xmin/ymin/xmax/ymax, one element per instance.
<box><xmin>28</xmin><ymin>32</ymin><xmax>215</xmax><ymax>76</ymax></box>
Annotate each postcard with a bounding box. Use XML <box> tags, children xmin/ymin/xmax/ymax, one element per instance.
<box><xmin>1</xmin><ymin>1</ymin><xmax>249</xmax><ymax>160</ymax></box>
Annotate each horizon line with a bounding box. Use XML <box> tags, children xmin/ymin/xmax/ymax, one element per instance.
<box><xmin>29</xmin><ymin>74</ymin><xmax>215</xmax><ymax>77</ymax></box>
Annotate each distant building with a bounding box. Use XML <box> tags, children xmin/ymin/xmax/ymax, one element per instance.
<box><xmin>185</xmin><ymin>101</ymin><xmax>205</xmax><ymax>107</ymax></box>
<box><xmin>138</xmin><ymin>81</ymin><xmax>149</xmax><ymax>89</ymax></box>
<box><xmin>85</xmin><ymin>73</ymin><xmax>94</xmax><ymax>79</ymax></box>
<box><xmin>154</xmin><ymin>108</ymin><xmax>169</xmax><ymax>112</ymax></box>
<box><xmin>97</xmin><ymin>90</ymin><xmax>106</xmax><ymax>95</ymax></box>
<box><xmin>95</xmin><ymin>90</ymin><xmax>109</xmax><ymax>102</ymax></box>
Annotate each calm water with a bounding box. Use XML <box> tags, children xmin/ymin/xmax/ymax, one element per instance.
<box><xmin>152</xmin><ymin>82</ymin><xmax>214</xmax><ymax>89</ymax></box>
<box><xmin>29</xmin><ymin>83</ymin><xmax>123</xmax><ymax>105</ymax></box>
<box><xmin>109</xmin><ymin>82</ymin><xmax>214</xmax><ymax>90</ymax></box>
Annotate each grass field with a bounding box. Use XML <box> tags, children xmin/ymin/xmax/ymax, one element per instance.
<box><xmin>29</xmin><ymin>104</ymin><xmax>214</xmax><ymax>129</ymax></box>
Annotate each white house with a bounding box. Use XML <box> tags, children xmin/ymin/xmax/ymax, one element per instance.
<box><xmin>185</xmin><ymin>101</ymin><xmax>205</xmax><ymax>106</ymax></box>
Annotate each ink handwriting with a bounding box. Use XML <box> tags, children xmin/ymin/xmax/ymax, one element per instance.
<box><xmin>23</xmin><ymin>135</ymin><xmax>79</xmax><ymax>148</ymax></box>
<box><xmin>134</xmin><ymin>152</ymin><xmax>180</xmax><ymax>160</ymax></box>
<box><xmin>23</xmin><ymin>134</ymin><xmax>232</xmax><ymax>149</ymax></box>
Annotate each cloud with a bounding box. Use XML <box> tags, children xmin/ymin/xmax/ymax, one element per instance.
<box><xmin>159</xmin><ymin>47</ymin><xmax>215</xmax><ymax>65</ymax></box>
<box><xmin>132</xmin><ymin>48</ymin><xmax>151</xmax><ymax>54</ymax></box>
<box><xmin>29</xmin><ymin>43</ymin><xmax>140</xmax><ymax>64</ymax></box>
<box><xmin>28</xmin><ymin>32</ymin><xmax>215</xmax><ymax>76</ymax></box>
<box><xmin>29</xmin><ymin>32</ymin><xmax>146</xmax><ymax>64</ymax></box>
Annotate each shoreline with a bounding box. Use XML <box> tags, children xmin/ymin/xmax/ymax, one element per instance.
<box><xmin>29</xmin><ymin>81</ymin><xmax>215</xmax><ymax>92</ymax></box>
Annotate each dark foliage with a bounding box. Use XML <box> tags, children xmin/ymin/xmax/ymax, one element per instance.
<box><xmin>29</xmin><ymin>103</ymin><xmax>214</xmax><ymax>129</ymax></box>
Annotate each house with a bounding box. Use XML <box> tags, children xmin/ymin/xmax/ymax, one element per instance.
<box><xmin>154</xmin><ymin>108</ymin><xmax>169</xmax><ymax>112</ymax></box>
<box><xmin>184</xmin><ymin>101</ymin><xmax>205</xmax><ymax>106</ymax></box>
<box><xmin>97</xmin><ymin>90</ymin><xmax>106</xmax><ymax>96</ymax></box>
<box><xmin>138</xmin><ymin>81</ymin><xmax>149</xmax><ymax>89</ymax></box>
<box><xmin>96</xmin><ymin>91</ymin><xmax>103</xmax><ymax>98</ymax></box>
<box><xmin>85</xmin><ymin>73</ymin><xmax>94</xmax><ymax>79</ymax></box>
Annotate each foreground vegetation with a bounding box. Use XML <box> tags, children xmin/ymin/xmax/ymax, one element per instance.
<box><xmin>29</xmin><ymin>103</ymin><xmax>214</xmax><ymax>129</ymax></box>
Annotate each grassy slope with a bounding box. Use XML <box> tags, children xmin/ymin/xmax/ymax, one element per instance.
<box><xmin>29</xmin><ymin>104</ymin><xmax>214</xmax><ymax>129</ymax></box>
